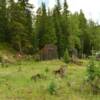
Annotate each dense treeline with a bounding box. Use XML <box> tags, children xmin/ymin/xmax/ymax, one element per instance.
<box><xmin>0</xmin><ymin>0</ymin><xmax>100</xmax><ymax>58</ymax></box>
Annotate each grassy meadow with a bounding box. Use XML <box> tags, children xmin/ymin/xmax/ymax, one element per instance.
<box><xmin>0</xmin><ymin>59</ymin><xmax>99</xmax><ymax>100</ymax></box>
<box><xmin>0</xmin><ymin>0</ymin><xmax>100</xmax><ymax>99</ymax></box>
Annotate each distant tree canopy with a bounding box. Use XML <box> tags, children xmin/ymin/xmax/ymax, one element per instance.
<box><xmin>0</xmin><ymin>0</ymin><xmax>100</xmax><ymax>58</ymax></box>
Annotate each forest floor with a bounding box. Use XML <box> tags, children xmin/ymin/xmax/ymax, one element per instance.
<box><xmin>0</xmin><ymin>59</ymin><xmax>99</xmax><ymax>100</ymax></box>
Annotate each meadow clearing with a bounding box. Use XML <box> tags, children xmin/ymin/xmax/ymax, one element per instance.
<box><xmin>0</xmin><ymin>59</ymin><xmax>99</xmax><ymax>100</ymax></box>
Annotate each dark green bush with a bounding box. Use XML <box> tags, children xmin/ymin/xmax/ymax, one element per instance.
<box><xmin>45</xmin><ymin>68</ymin><xmax>49</xmax><ymax>73</ymax></box>
<box><xmin>47</xmin><ymin>81</ymin><xmax>57</xmax><ymax>95</ymax></box>
<box><xmin>87</xmin><ymin>57</ymin><xmax>100</xmax><ymax>94</ymax></box>
<box><xmin>63</xmin><ymin>49</ymin><xmax>70</xmax><ymax>63</ymax></box>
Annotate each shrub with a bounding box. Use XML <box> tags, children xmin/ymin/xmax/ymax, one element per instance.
<box><xmin>45</xmin><ymin>68</ymin><xmax>49</xmax><ymax>73</ymax></box>
<box><xmin>47</xmin><ymin>81</ymin><xmax>57</xmax><ymax>95</ymax></box>
<box><xmin>87</xmin><ymin>57</ymin><xmax>100</xmax><ymax>94</ymax></box>
<box><xmin>87</xmin><ymin>59</ymin><xmax>96</xmax><ymax>81</ymax></box>
<box><xmin>63</xmin><ymin>49</ymin><xmax>70</xmax><ymax>63</ymax></box>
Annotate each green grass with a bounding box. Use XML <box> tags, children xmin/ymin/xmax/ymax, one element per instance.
<box><xmin>0</xmin><ymin>60</ymin><xmax>99</xmax><ymax>100</ymax></box>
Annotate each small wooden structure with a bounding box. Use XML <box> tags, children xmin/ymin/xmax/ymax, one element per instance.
<box><xmin>40</xmin><ymin>44</ymin><xmax>58</xmax><ymax>60</ymax></box>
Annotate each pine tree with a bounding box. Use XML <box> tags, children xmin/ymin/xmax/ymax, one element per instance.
<box><xmin>8</xmin><ymin>0</ymin><xmax>33</xmax><ymax>53</ymax></box>
<box><xmin>61</xmin><ymin>0</ymin><xmax>69</xmax><ymax>55</ymax></box>
<box><xmin>35</xmin><ymin>3</ymin><xmax>57</xmax><ymax>49</ymax></box>
<box><xmin>78</xmin><ymin>10</ymin><xmax>90</xmax><ymax>56</ymax></box>
<box><xmin>0</xmin><ymin>0</ymin><xmax>7</xmax><ymax>42</ymax></box>
<box><xmin>53</xmin><ymin>0</ymin><xmax>63</xmax><ymax>58</ymax></box>
<box><xmin>63</xmin><ymin>0</ymin><xmax>69</xmax><ymax>14</ymax></box>
<box><xmin>53</xmin><ymin>0</ymin><xmax>69</xmax><ymax>58</ymax></box>
<box><xmin>68</xmin><ymin>13</ymin><xmax>81</xmax><ymax>57</ymax></box>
